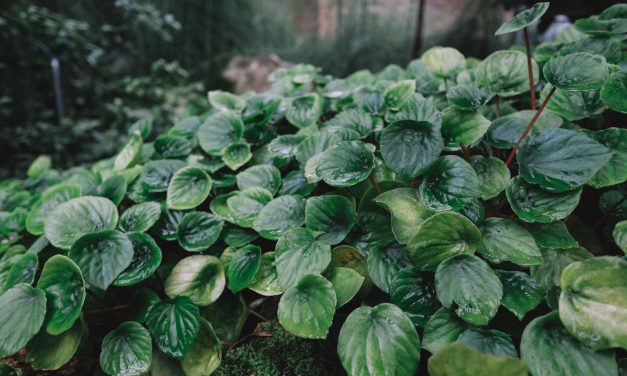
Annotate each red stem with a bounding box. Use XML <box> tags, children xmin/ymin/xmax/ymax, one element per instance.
<box><xmin>460</xmin><ymin>143</ymin><xmax>471</xmax><ymax>162</ymax></box>
<box><xmin>495</xmin><ymin>95</ymin><xmax>501</xmax><ymax>118</ymax></box>
<box><xmin>368</xmin><ymin>174</ymin><xmax>381</xmax><ymax>194</ymax></box>
<box><xmin>505</xmin><ymin>87</ymin><xmax>556</xmax><ymax>166</ymax></box>
<box><xmin>523</xmin><ymin>27</ymin><xmax>537</xmax><ymax>110</ymax></box>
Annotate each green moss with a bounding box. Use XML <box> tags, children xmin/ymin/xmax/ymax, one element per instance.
<box><xmin>215</xmin><ymin>322</ymin><xmax>340</xmax><ymax>376</ymax></box>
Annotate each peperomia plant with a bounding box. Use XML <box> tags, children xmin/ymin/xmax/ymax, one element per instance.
<box><xmin>0</xmin><ymin>3</ymin><xmax>626</xmax><ymax>376</ymax></box>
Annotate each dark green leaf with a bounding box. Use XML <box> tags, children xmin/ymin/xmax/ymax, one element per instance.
<box><xmin>146</xmin><ymin>296</ymin><xmax>201</xmax><ymax>360</ymax></box>
<box><xmin>100</xmin><ymin>322</ymin><xmax>152</xmax><ymax>376</ymax></box>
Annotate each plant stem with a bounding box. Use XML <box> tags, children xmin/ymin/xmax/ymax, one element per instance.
<box><xmin>505</xmin><ymin>86</ymin><xmax>556</xmax><ymax>166</ymax></box>
<box><xmin>444</xmin><ymin>78</ymin><xmax>449</xmax><ymax>92</ymax></box>
<box><xmin>523</xmin><ymin>27</ymin><xmax>537</xmax><ymax>110</ymax></box>
<box><xmin>368</xmin><ymin>174</ymin><xmax>381</xmax><ymax>194</ymax></box>
<box><xmin>249</xmin><ymin>309</ymin><xmax>269</xmax><ymax>322</ymax></box>
<box><xmin>460</xmin><ymin>143</ymin><xmax>471</xmax><ymax>162</ymax></box>
<box><xmin>495</xmin><ymin>95</ymin><xmax>500</xmax><ymax>118</ymax></box>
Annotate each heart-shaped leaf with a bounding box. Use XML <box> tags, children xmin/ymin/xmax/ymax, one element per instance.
<box><xmin>228</xmin><ymin>188</ymin><xmax>273</xmax><ymax>228</ymax></box>
<box><xmin>390</xmin><ymin>267</ymin><xmax>440</xmax><ymax>327</ymax></box>
<box><xmin>521</xmin><ymin>312</ymin><xmax>617</xmax><ymax>376</ymax></box>
<box><xmin>317</xmin><ymin>141</ymin><xmax>376</xmax><ymax>187</ymax></box>
<box><xmin>176</xmin><ymin>211</ymin><xmax>224</xmax><ymax>252</ymax></box>
<box><xmin>478</xmin><ymin>218</ymin><xmax>542</xmax><ymax>266</ymax></box>
<box><xmin>248</xmin><ymin>252</ymin><xmax>285</xmax><ymax>296</ymax></box>
<box><xmin>146</xmin><ymin>296</ymin><xmax>201</xmax><ymax>360</ymax></box>
<box><xmin>440</xmin><ymin>107</ymin><xmax>491</xmax><ymax>151</ymax></box>
<box><xmin>495</xmin><ymin>270</ymin><xmax>545</xmax><ymax>321</ymax></box>
<box><xmin>337</xmin><ymin>303</ymin><xmax>421</xmax><ymax>376</ymax></box>
<box><xmin>44</xmin><ymin>196</ymin><xmax>118</xmax><ymax>250</ymax></box>
<box><xmin>0</xmin><ymin>284</ymin><xmax>46</xmax><ymax>357</ymax></box>
<box><xmin>119</xmin><ymin>202</ymin><xmax>161</xmax><ymax>233</ymax></box>
<box><xmin>374</xmin><ymin>188</ymin><xmax>435</xmax><ymax>244</ymax></box>
<box><xmin>208</xmin><ymin>90</ymin><xmax>245</xmax><ymax>112</ymax></box>
<box><xmin>305</xmin><ymin>195</ymin><xmax>356</xmax><ymax>245</ymax></box>
<box><xmin>476</xmin><ymin>50</ymin><xmax>539</xmax><ymax>97</ymax></box>
<box><xmin>226</xmin><ymin>245</ymin><xmax>261</xmax><ymax>293</ymax></box>
<box><xmin>236</xmin><ymin>165</ymin><xmax>281</xmax><ymax>195</ymax></box>
<box><xmin>407</xmin><ymin>212</ymin><xmax>482</xmax><ymax>271</ymax></box>
<box><xmin>36</xmin><ymin>255</ymin><xmax>85</xmax><ymax>335</ymax></box>
<box><xmin>285</xmin><ymin>93</ymin><xmax>323</xmax><ymax>129</ymax></box>
<box><xmin>418</xmin><ymin>156</ymin><xmax>481</xmax><ymax>211</ymax></box>
<box><xmin>543</xmin><ymin>53</ymin><xmax>609</xmax><ymax>91</ymax></box>
<box><xmin>253</xmin><ymin>195</ymin><xmax>306</xmax><ymax>240</ymax></box>
<box><xmin>114</xmin><ymin>232</ymin><xmax>162</xmax><ymax>286</ymax></box>
<box><xmin>470</xmin><ymin>156</ymin><xmax>510</xmax><ymax>199</ymax></box>
<box><xmin>278</xmin><ymin>274</ymin><xmax>336</xmax><ymax>339</ymax></box>
<box><xmin>100</xmin><ymin>322</ymin><xmax>152</xmax><ymax>376</ymax></box>
<box><xmin>197</xmin><ymin>112</ymin><xmax>244</xmax><ymax>155</ymax></box>
<box><xmin>422</xmin><ymin>47</ymin><xmax>466</xmax><ymax>79</ymax></box>
<box><xmin>274</xmin><ymin>227</ymin><xmax>331</xmax><ymax>289</ymax></box>
<box><xmin>435</xmin><ymin>254</ymin><xmax>502</xmax><ymax>326</ymax></box>
<box><xmin>447</xmin><ymin>83</ymin><xmax>493</xmax><ymax>109</ymax></box>
<box><xmin>422</xmin><ymin>307</ymin><xmax>468</xmax><ymax>353</ymax></box>
<box><xmin>68</xmin><ymin>230</ymin><xmax>133</xmax><ymax>290</ymax></box>
<box><xmin>506</xmin><ymin>176</ymin><xmax>582</xmax><ymax>223</ymax></box>
<box><xmin>559</xmin><ymin>256</ymin><xmax>627</xmax><ymax>350</ymax></box>
<box><xmin>495</xmin><ymin>2</ymin><xmax>550</xmax><ymax>35</ymax></box>
<box><xmin>380</xmin><ymin>120</ymin><xmax>443</xmax><ymax>179</ymax></box>
<box><xmin>166</xmin><ymin>166</ymin><xmax>212</xmax><ymax>210</ymax></box>
<box><xmin>221</xmin><ymin>143</ymin><xmax>252</xmax><ymax>171</ymax></box>
<box><xmin>164</xmin><ymin>255</ymin><xmax>225</xmax><ymax>306</ymax></box>
<box><xmin>25</xmin><ymin>318</ymin><xmax>83</xmax><ymax>370</ymax></box>
<box><xmin>26</xmin><ymin>183</ymin><xmax>81</xmax><ymax>235</ymax></box>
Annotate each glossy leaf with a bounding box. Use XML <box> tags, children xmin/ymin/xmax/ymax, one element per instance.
<box><xmin>197</xmin><ymin>112</ymin><xmax>244</xmax><ymax>155</ymax></box>
<box><xmin>114</xmin><ymin>232</ymin><xmax>162</xmax><ymax>286</ymax></box>
<box><xmin>543</xmin><ymin>53</ymin><xmax>609</xmax><ymax>91</ymax></box>
<box><xmin>476</xmin><ymin>50</ymin><xmax>539</xmax><ymax>97</ymax></box>
<box><xmin>180</xmin><ymin>318</ymin><xmax>222</xmax><ymax>376</ymax></box>
<box><xmin>226</xmin><ymin>245</ymin><xmax>261</xmax><ymax>293</ymax></box>
<box><xmin>588</xmin><ymin>127</ymin><xmax>627</xmax><ymax>188</ymax></box>
<box><xmin>164</xmin><ymin>255</ymin><xmax>225</xmax><ymax>306</ymax></box>
<box><xmin>166</xmin><ymin>166</ymin><xmax>211</xmax><ymax>210</ymax></box>
<box><xmin>485</xmin><ymin>110</ymin><xmax>562</xmax><ymax>149</ymax></box>
<box><xmin>236</xmin><ymin>164</ymin><xmax>281</xmax><ymax>195</ymax></box>
<box><xmin>176</xmin><ymin>211</ymin><xmax>224</xmax><ymax>252</ymax></box>
<box><xmin>422</xmin><ymin>47</ymin><xmax>466</xmax><ymax>79</ymax></box>
<box><xmin>440</xmin><ymin>107</ymin><xmax>491</xmax><ymax>151</ymax></box>
<box><xmin>506</xmin><ymin>176</ymin><xmax>582</xmax><ymax>223</ymax></box>
<box><xmin>383</xmin><ymin>79</ymin><xmax>416</xmax><ymax>110</ymax></box>
<box><xmin>422</xmin><ymin>307</ymin><xmax>467</xmax><ymax>353</ymax></box>
<box><xmin>221</xmin><ymin>143</ymin><xmax>252</xmax><ymax>171</ymax></box>
<box><xmin>601</xmin><ymin>70</ymin><xmax>627</xmax><ymax>113</ymax></box>
<box><xmin>25</xmin><ymin>318</ymin><xmax>82</xmax><ymax>370</ymax></box>
<box><xmin>495</xmin><ymin>2</ymin><xmax>550</xmax><ymax>34</ymax></box>
<box><xmin>140</xmin><ymin>160</ymin><xmax>185</xmax><ymax>193</ymax></box>
<box><xmin>248</xmin><ymin>252</ymin><xmax>285</xmax><ymax>296</ymax></box>
<box><xmin>495</xmin><ymin>270</ymin><xmax>545</xmax><ymax>320</ymax></box>
<box><xmin>26</xmin><ymin>183</ymin><xmax>81</xmax><ymax>235</ymax></box>
<box><xmin>100</xmin><ymin>322</ymin><xmax>152</xmax><ymax>376</ymax></box>
<box><xmin>252</xmin><ymin>195</ymin><xmax>306</xmax><ymax>240</ymax></box>
<box><xmin>479</xmin><ymin>217</ymin><xmax>542</xmax><ymax>266</ymax></box>
<box><xmin>390</xmin><ymin>267</ymin><xmax>440</xmax><ymax>327</ymax></box>
<box><xmin>0</xmin><ymin>284</ymin><xmax>46</xmax><ymax>357</ymax></box>
<box><xmin>317</xmin><ymin>141</ymin><xmax>375</xmax><ymax>187</ymax></box>
<box><xmin>325</xmin><ymin>266</ymin><xmax>364</xmax><ymax>308</ymax></box>
<box><xmin>428</xmin><ymin>343</ymin><xmax>527</xmax><ymax>376</ymax></box>
<box><xmin>374</xmin><ymin>188</ymin><xmax>434</xmax><ymax>244</ymax></box>
<box><xmin>418</xmin><ymin>156</ymin><xmax>481</xmax><ymax>211</ymax></box>
<box><xmin>305</xmin><ymin>195</ymin><xmax>356</xmax><ymax>245</ymax></box>
<box><xmin>274</xmin><ymin>227</ymin><xmax>331</xmax><ymax>289</ymax></box>
<box><xmin>119</xmin><ymin>202</ymin><xmax>161</xmax><ymax>233</ymax></box>
<box><xmin>146</xmin><ymin>296</ymin><xmax>201</xmax><ymax>360</ymax></box>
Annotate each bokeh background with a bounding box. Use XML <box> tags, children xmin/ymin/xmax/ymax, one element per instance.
<box><xmin>0</xmin><ymin>0</ymin><xmax>617</xmax><ymax>178</ymax></box>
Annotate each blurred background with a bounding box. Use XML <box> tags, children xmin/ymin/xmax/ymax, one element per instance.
<box><xmin>0</xmin><ymin>0</ymin><xmax>618</xmax><ymax>178</ymax></box>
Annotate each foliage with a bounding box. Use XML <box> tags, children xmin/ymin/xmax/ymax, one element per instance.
<box><xmin>0</xmin><ymin>3</ymin><xmax>626</xmax><ymax>376</ymax></box>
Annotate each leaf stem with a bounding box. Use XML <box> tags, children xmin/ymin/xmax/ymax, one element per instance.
<box><xmin>505</xmin><ymin>86</ymin><xmax>556</xmax><ymax>166</ymax></box>
<box><xmin>460</xmin><ymin>143</ymin><xmax>471</xmax><ymax>162</ymax></box>
<box><xmin>368</xmin><ymin>174</ymin><xmax>381</xmax><ymax>194</ymax></box>
<box><xmin>249</xmin><ymin>309</ymin><xmax>269</xmax><ymax>322</ymax></box>
<box><xmin>523</xmin><ymin>27</ymin><xmax>537</xmax><ymax>110</ymax></box>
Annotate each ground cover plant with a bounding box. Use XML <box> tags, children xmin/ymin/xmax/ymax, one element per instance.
<box><xmin>0</xmin><ymin>2</ymin><xmax>626</xmax><ymax>375</ymax></box>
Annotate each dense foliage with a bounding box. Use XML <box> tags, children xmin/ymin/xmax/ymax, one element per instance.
<box><xmin>0</xmin><ymin>3</ymin><xmax>626</xmax><ymax>375</ymax></box>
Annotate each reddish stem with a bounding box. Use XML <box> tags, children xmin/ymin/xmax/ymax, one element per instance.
<box><xmin>368</xmin><ymin>174</ymin><xmax>381</xmax><ymax>194</ymax></box>
<box><xmin>505</xmin><ymin>87</ymin><xmax>556</xmax><ymax>166</ymax></box>
<box><xmin>495</xmin><ymin>95</ymin><xmax>501</xmax><ymax>118</ymax></box>
<box><xmin>523</xmin><ymin>27</ymin><xmax>537</xmax><ymax>110</ymax></box>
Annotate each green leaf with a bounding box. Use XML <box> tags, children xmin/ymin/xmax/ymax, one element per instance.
<box><xmin>129</xmin><ymin>118</ymin><xmax>152</xmax><ymax>140</ymax></box>
<box><xmin>44</xmin><ymin>196</ymin><xmax>118</xmax><ymax>250</ymax></box>
<box><xmin>223</xmin><ymin>225</ymin><xmax>258</xmax><ymax>247</ymax></box>
<box><xmin>374</xmin><ymin>188</ymin><xmax>434</xmax><ymax>244</ymax></box>
<box><xmin>613</xmin><ymin>220</ymin><xmax>627</xmax><ymax>253</ymax></box>
<box><xmin>25</xmin><ymin>318</ymin><xmax>82</xmax><ymax>370</ymax></box>
<box><xmin>476</xmin><ymin>50</ymin><xmax>539</xmax><ymax>97</ymax></box>
<box><xmin>601</xmin><ymin>70</ymin><xmax>627</xmax><ymax>113</ymax></box>
<box><xmin>517</xmin><ymin>129</ymin><xmax>612</xmax><ymax>192</ymax></box>
<box><xmin>146</xmin><ymin>296</ymin><xmax>201</xmax><ymax>360</ymax></box>
<box><xmin>544</xmin><ymin>53</ymin><xmax>609</xmax><ymax>91</ymax></box>
<box><xmin>495</xmin><ymin>2</ymin><xmax>549</xmax><ymax>34</ymax></box>
<box><xmin>200</xmin><ymin>292</ymin><xmax>248</xmax><ymax>343</ymax></box>
<box><xmin>267</xmin><ymin>135</ymin><xmax>306</xmax><ymax>157</ymax></box>
<box><xmin>176</xmin><ymin>211</ymin><xmax>224</xmax><ymax>252</ymax></box>
<box><xmin>285</xmin><ymin>93</ymin><xmax>323</xmax><ymax>128</ymax></box>
<box><xmin>295</xmin><ymin>131</ymin><xmax>339</xmax><ymax>167</ymax></box>
<box><xmin>521</xmin><ymin>312</ymin><xmax>618</xmax><ymax>376</ymax></box>
<box><xmin>279</xmin><ymin>170</ymin><xmax>315</xmax><ymax>196</ymax></box>
<box><xmin>574</xmin><ymin>16</ymin><xmax>627</xmax><ymax>37</ymax></box>
<box><xmin>100</xmin><ymin>322</ymin><xmax>152</xmax><ymax>376</ymax></box>
<box><xmin>155</xmin><ymin>207</ymin><xmax>189</xmax><ymax>241</ymax></box>
<box><xmin>325</xmin><ymin>266</ymin><xmax>364</xmax><ymax>308</ymax></box>
<box><xmin>523</xmin><ymin>221</ymin><xmax>578</xmax><ymax>249</ymax></box>
<box><xmin>478</xmin><ymin>218</ymin><xmax>542</xmax><ymax>266</ymax></box>
<box><xmin>180</xmin><ymin>318</ymin><xmax>222</xmax><ymax>376</ymax></box>
<box><xmin>166</xmin><ymin>166</ymin><xmax>211</xmax><ymax>210</ymax></box>
<box><xmin>227</xmin><ymin>188</ymin><xmax>273</xmax><ymax>228</ymax></box>
<box><xmin>5</xmin><ymin>252</ymin><xmax>38</xmax><ymax>289</ymax></box>
<box><xmin>128</xmin><ymin>288</ymin><xmax>160</xmax><ymax>323</ymax></box>
<box><xmin>154</xmin><ymin>135</ymin><xmax>192</xmax><ymax>159</ymax></box>
<box><xmin>422</xmin><ymin>307</ymin><xmax>468</xmax><ymax>353</ymax></box>
<box><xmin>418</xmin><ymin>156</ymin><xmax>481</xmax><ymax>211</ymax></box>
<box><xmin>97</xmin><ymin>175</ymin><xmax>127</xmax><ymax>206</ymax></box>
<box><xmin>26</xmin><ymin>183</ymin><xmax>81</xmax><ymax>235</ymax></box>
<box><xmin>367</xmin><ymin>243</ymin><xmax>412</xmax><ymax>293</ymax></box>
<box><xmin>317</xmin><ymin>141</ymin><xmax>375</xmax><ymax>187</ymax></box>
<box><xmin>384</xmin><ymin>80</ymin><xmax>416</xmax><ymax>110</ymax></box>
<box><xmin>114</xmin><ymin>131</ymin><xmax>143</xmax><ymax>171</ymax></box>
<box><xmin>140</xmin><ymin>160</ymin><xmax>185</xmax><ymax>193</ymax></box>
<box><xmin>226</xmin><ymin>245</ymin><xmax>261</xmax><ymax>293</ymax></box>
<box><xmin>274</xmin><ymin>227</ymin><xmax>331</xmax><ymax>289</ymax></box>
<box><xmin>150</xmin><ymin>350</ymin><xmax>185</xmax><ymax>376</ymax></box>
<box><xmin>447</xmin><ymin>83</ymin><xmax>493</xmax><ymax>109</ymax></box>
<box><xmin>428</xmin><ymin>343</ymin><xmax>527</xmax><ymax>376</ymax></box>
<box><xmin>278</xmin><ymin>274</ymin><xmax>336</xmax><ymax>339</ymax></box>
<box><xmin>542</xmin><ymin>84</ymin><xmax>607</xmax><ymax>121</ymax></box>
<box><xmin>380</xmin><ymin>120</ymin><xmax>443</xmax><ymax>179</ymax></box>
<box><xmin>208</xmin><ymin>90</ymin><xmax>245</xmax><ymax>112</ymax></box>
<box><xmin>27</xmin><ymin>155</ymin><xmax>51</xmax><ymax>178</ymax></box>
<box><xmin>197</xmin><ymin>112</ymin><xmax>244</xmax><ymax>155</ymax></box>
<box><xmin>387</xmin><ymin>93</ymin><xmax>442</xmax><ymax>125</ymax></box>
<box><xmin>253</xmin><ymin>195</ymin><xmax>306</xmax><ymax>240</ymax></box>
<box><xmin>337</xmin><ymin>303</ymin><xmax>421</xmax><ymax>376</ymax></box>
<box><xmin>164</xmin><ymin>255</ymin><xmax>225</xmax><ymax>306</ymax></box>
<box><xmin>407</xmin><ymin>212</ymin><xmax>482</xmax><ymax>271</ymax></box>
<box><xmin>530</xmin><ymin>246</ymin><xmax>593</xmax><ymax>290</ymax></box>
<box><xmin>0</xmin><ymin>284</ymin><xmax>46</xmax><ymax>357</ymax></box>
<box><xmin>68</xmin><ymin>230</ymin><xmax>133</xmax><ymax>290</ymax></box>
<box><xmin>119</xmin><ymin>202</ymin><xmax>161</xmax><ymax>233</ymax></box>
<box><xmin>588</xmin><ymin>127</ymin><xmax>627</xmax><ymax>188</ymax></box>
<box><xmin>470</xmin><ymin>156</ymin><xmax>510</xmax><ymax>200</ymax></box>
<box><xmin>248</xmin><ymin>252</ymin><xmax>285</xmax><ymax>296</ymax></box>
<box><xmin>323</xmin><ymin>108</ymin><xmax>375</xmax><ymax>138</ymax></box>
<box><xmin>305</xmin><ymin>195</ymin><xmax>356</xmax><ymax>245</ymax></box>
<box><xmin>506</xmin><ymin>176</ymin><xmax>582</xmax><ymax>223</ymax></box>
<box><xmin>390</xmin><ymin>267</ymin><xmax>440</xmax><ymax>327</ymax></box>
<box><xmin>495</xmin><ymin>270</ymin><xmax>545</xmax><ymax>321</ymax></box>
<box><xmin>114</xmin><ymin>232</ymin><xmax>162</xmax><ymax>286</ymax></box>
<box><xmin>485</xmin><ymin>110</ymin><xmax>563</xmax><ymax>149</ymax></box>
<box><xmin>236</xmin><ymin>165</ymin><xmax>281</xmax><ymax>195</ymax></box>
<box><xmin>457</xmin><ymin>327</ymin><xmax>517</xmax><ymax>357</ymax></box>
<box><xmin>36</xmin><ymin>255</ymin><xmax>85</xmax><ymax>335</ymax></box>
<box><xmin>440</xmin><ymin>107</ymin><xmax>491</xmax><ymax>151</ymax></box>
<box><xmin>559</xmin><ymin>256</ymin><xmax>627</xmax><ymax>350</ymax></box>
<box><xmin>422</xmin><ymin>47</ymin><xmax>466</xmax><ymax>79</ymax></box>
<box><xmin>221</xmin><ymin>143</ymin><xmax>252</xmax><ymax>171</ymax></box>
<box><xmin>435</xmin><ymin>254</ymin><xmax>502</xmax><ymax>326</ymax></box>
